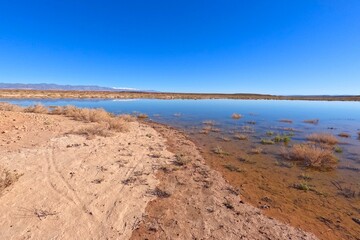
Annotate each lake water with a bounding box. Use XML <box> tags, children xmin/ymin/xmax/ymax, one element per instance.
<box><xmin>2</xmin><ymin>98</ymin><xmax>360</xmax><ymax>239</ymax></box>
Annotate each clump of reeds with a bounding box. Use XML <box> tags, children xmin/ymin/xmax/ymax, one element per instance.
<box><xmin>24</xmin><ymin>104</ymin><xmax>49</xmax><ymax>114</ymax></box>
<box><xmin>338</xmin><ymin>132</ymin><xmax>350</xmax><ymax>138</ymax></box>
<box><xmin>307</xmin><ymin>133</ymin><xmax>338</xmax><ymax>145</ymax></box>
<box><xmin>231</xmin><ymin>113</ymin><xmax>242</xmax><ymax>119</ymax></box>
<box><xmin>303</xmin><ymin>119</ymin><xmax>319</xmax><ymax>124</ymax></box>
<box><xmin>282</xmin><ymin>143</ymin><xmax>338</xmax><ymax>170</ymax></box>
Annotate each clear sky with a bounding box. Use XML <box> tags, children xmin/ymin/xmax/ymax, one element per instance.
<box><xmin>0</xmin><ymin>1</ymin><xmax>359</xmax><ymax>94</ymax></box>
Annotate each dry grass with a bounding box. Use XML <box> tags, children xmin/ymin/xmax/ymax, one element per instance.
<box><xmin>338</xmin><ymin>132</ymin><xmax>351</xmax><ymax>138</ymax></box>
<box><xmin>231</xmin><ymin>113</ymin><xmax>242</xmax><ymax>119</ymax></box>
<box><xmin>307</xmin><ymin>133</ymin><xmax>338</xmax><ymax>145</ymax></box>
<box><xmin>70</xmin><ymin>124</ymin><xmax>113</xmax><ymax>139</ymax></box>
<box><xmin>107</xmin><ymin>117</ymin><xmax>129</xmax><ymax>132</ymax></box>
<box><xmin>24</xmin><ymin>104</ymin><xmax>49</xmax><ymax>114</ymax></box>
<box><xmin>0</xmin><ymin>102</ymin><xmax>24</xmax><ymax>112</ymax></box>
<box><xmin>283</xmin><ymin>143</ymin><xmax>338</xmax><ymax>170</ymax></box>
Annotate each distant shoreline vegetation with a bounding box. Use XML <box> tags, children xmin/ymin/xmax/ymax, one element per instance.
<box><xmin>0</xmin><ymin>89</ymin><xmax>360</xmax><ymax>101</ymax></box>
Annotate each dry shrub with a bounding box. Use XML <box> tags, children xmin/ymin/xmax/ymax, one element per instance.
<box><xmin>0</xmin><ymin>167</ymin><xmax>20</xmax><ymax>193</ymax></box>
<box><xmin>307</xmin><ymin>133</ymin><xmax>338</xmax><ymax>145</ymax></box>
<box><xmin>0</xmin><ymin>102</ymin><xmax>24</xmax><ymax>112</ymax></box>
<box><xmin>119</xmin><ymin>114</ymin><xmax>136</xmax><ymax>122</ymax></box>
<box><xmin>283</xmin><ymin>143</ymin><xmax>338</xmax><ymax>170</ymax></box>
<box><xmin>71</xmin><ymin>124</ymin><xmax>112</xmax><ymax>139</ymax></box>
<box><xmin>24</xmin><ymin>104</ymin><xmax>48</xmax><ymax>114</ymax></box>
<box><xmin>108</xmin><ymin>117</ymin><xmax>128</xmax><ymax>132</ymax></box>
<box><xmin>50</xmin><ymin>106</ymin><xmax>65</xmax><ymax>115</ymax></box>
<box><xmin>88</xmin><ymin>108</ymin><xmax>111</xmax><ymax>122</ymax></box>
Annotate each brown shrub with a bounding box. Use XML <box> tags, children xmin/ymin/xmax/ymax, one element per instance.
<box><xmin>307</xmin><ymin>133</ymin><xmax>338</xmax><ymax>145</ymax></box>
<box><xmin>24</xmin><ymin>104</ymin><xmax>48</xmax><ymax>114</ymax></box>
<box><xmin>234</xmin><ymin>134</ymin><xmax>247</xmax><ymax>140</ymax></box>
<box><xmin>137</xmin><ymin>113</ymin><xmax>148</xmax><ymax>119</ymax></box>
<box><xmin>283</xmin><ymin>143</ymin><xmax>338</xmax><ymax>170</ymax></box>
<box><xmin>88</xmin><ymin>108</ymin><xmax>111</xmax><ymax>122</ymax></box>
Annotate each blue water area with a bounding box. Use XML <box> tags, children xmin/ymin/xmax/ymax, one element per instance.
<box><xmin>2</xmin><ymin>99</ymin><xmax>360</xmax><ymax>136</ymax></box>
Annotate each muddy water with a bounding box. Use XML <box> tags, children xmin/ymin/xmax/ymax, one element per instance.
<box><xmin>186</xmin><ymin>127</ymin><xmax>360</xmax><ymax>240</ymax></box>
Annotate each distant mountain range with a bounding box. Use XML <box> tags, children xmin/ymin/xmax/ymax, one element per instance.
<box><xmin>0</xmin><ymin>83</ymin><xmax>154</xmax><ymax>92</ymax></box>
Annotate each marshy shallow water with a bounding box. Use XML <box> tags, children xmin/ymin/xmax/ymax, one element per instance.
<box><xmin>3</xmin><ymin>99</ymin><xmax>360</xmax><ymax>239</ymax></box>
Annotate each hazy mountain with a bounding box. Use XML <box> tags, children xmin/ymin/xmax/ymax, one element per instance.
<box><xmin>0</xmin><ymin>83</ymin><xmax>153</xmax><ymax>92</ymax></box>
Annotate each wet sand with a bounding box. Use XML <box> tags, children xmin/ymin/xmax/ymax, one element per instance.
<box><xmin>187</xmin><ymin>129</ymin><xmax>360</xmax><ymax>240</ymax></box>
<box><xmin>0</xmin><ymin>108</ymin><xmax>317</xmax><ymax>239</ymax></box>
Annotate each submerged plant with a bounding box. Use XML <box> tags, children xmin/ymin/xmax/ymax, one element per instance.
<box><xmin>338</xmin><ymin>132</ymin><xmax>350</xmax><ymax>138</ymax></box>
<box><xmin>334</xmin><ymin>146</ymin><xmax>343</xmax><ymax>153</ymax></box>
<box><xmin>292</xmin><ymin>182</ymin><xmax>311</xmax><ymax>191</ymax></box>
<box><xmin>234</xmin><ymin>134</ymin><xmax>248</xmax><ymax>140</ymax></box>
<box><xmin>223</xmin><ymin>164</ymin><xmax>243</xmax><ymax>173</ymax></box>
<box><xmin>266</xmin><ymin>131</ymin><xmax>274</xmax><ymax>136</ymax></box>
<box><xmin>261</xmin><ymin>138</ymin><xmax>275</xmax><ymax>145</ymax></box>
<box><xmin>273</xmin><ymin>134</ymin><xmax>291</xmax><ymax>143</ymax></box>
<box><xmin>212</xmin><ymin>146</ymin><xmax>229</xmax><ymax>156</ymax></box>
<box><xmin>231</xmin><ymin>113</ymin><xmax>242</xmax><ymax>119</ymax></box>
<box><xmin>303</xmin><ymin>119</ymin><xmax>319</xmax><ymax>125</ymax></box>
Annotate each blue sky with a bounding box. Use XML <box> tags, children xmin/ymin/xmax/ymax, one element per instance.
<box><xmin>0</xmin><ymin>1</ymin><xmax>359</xmax><ymax>94</ymax></box>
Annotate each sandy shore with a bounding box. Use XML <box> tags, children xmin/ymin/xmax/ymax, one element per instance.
<box><xmin>0</xmin><ymin>109</ymin><xmax>317</xmax><ymax>239</ymax></box>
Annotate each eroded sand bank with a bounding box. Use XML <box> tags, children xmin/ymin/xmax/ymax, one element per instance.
<box><xmin>0</xmin><ymin>110</ymin><xmax>317</xmax><ymax>239</ymax></box>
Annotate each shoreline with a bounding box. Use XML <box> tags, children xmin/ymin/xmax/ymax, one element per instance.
<box><xmin>1</xmin><ymin>89</ymin><xmax>360</xmax><ymax>101</ymax></box>
<box><xmin>0</xmin><ymin>104</ymin><xmax>317</xmax><ymax>239</ymax></box>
